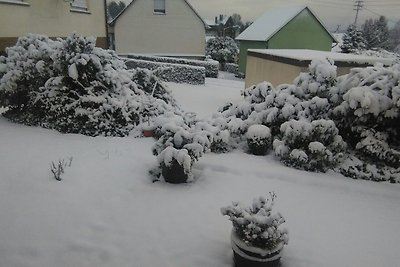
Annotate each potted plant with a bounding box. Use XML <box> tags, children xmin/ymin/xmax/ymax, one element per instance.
<box><xmin>246</xmin><ymin>124</ymin><xmax>272</xmax><ymax>156</ymax></box>
<box><xmin>221</xmin><ymin>193</ymin><xmax>289</xmax><ymax>267</ymax></box>
<box><xmin>142</xmin><ymin>120</ymin><xmax>155</xmax><ymax>137</ymax></box>
<box><xmin>157</xmin><ymin>143</ymin><xmax>203</xmax><ymax>184</ymax></box>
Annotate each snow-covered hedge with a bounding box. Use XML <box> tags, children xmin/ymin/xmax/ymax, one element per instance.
<box><xmin>122</xmin><ymin>54</ymin><xmax>219</xmax><ymax>78</ymax></box>
<box><xmin>0</xmin><ymin>33</ymin><xmax>178</xmax><ymax>136</ymax></box>
<box><xmin>225</xmin><ymin>63</ymin><xmax>239</xmax><ymax>74</ymax></box>
<box><xmin>125</xmin><ymin>59</ymin><xmax>205</xmax><ymax>85</ymax></box>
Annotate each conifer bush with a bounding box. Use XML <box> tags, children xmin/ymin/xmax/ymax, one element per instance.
<box><xmin>0</xmin><ymin>34</ymin><xmax>177</xmax><ymax>136</ymax></box>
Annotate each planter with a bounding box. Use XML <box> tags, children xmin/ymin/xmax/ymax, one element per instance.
<box><xmin>143</xmin><ymin>129</ymin><xmax>154</xmax><ymax>137</ymax></box>
<box><xmin>231</xmin><ymin>231</ymin><xmax>282</xmax><ymax>267</ymax></box>
<box><xmin>161</xmin><ymin>160</ymin><xmax>188</xmax><ymax>184</ymax></box>
<box><xmin>247</xmin><ymin>139</ymin><xmax>269</xmax><ymax>156</ymax></box>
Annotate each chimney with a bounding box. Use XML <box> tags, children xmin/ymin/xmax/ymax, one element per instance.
<box><xmin>215</xmin><ymin>16</ymin><xmax>218</xmax><ymax>24</ymax></box>
<box><xmin>219</xmin><ymin>14</ymin><xmax>223</xmax><ymax>22</ymax></box>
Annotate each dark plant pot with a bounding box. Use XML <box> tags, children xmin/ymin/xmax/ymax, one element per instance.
<box><xmin>143</xmin><ymin>129</ymin><xmax>154</xmax><ymax>137</ymax></box>
<box><xmin>247</xmin><ymin>140</ymin><xmax>269</xmax><ymax>156</ymax></box>
<box><xmin>161</xmin><ymin>160</ymin><xmax>188</xmax><ymax>184</ymax></box>
<box><xmin>231</xmin><ymin>231</ymin><xmax>282</xmax><ymax>267</ymax></box>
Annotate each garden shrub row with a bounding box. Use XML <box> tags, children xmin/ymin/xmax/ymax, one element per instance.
<box><xmin>225</xmin><ymin>63</ymin><xmax>239</xmax><ymax>74</ymax></box>
<box><xmin>125</xmin><ymin>59</ymin><xmax>206</xmax><ymax>85</ymax></box>
<box><xmin>122</xmin><ymin>54</ymin><xmax>219</xmax><ymax>78</ymax></box>
<box><xmin>148</xmin><ymin>58</ymin><xmax>400</xmax><ymax>184</ymax></box>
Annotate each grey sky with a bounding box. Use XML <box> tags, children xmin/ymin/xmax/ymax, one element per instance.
<box><xmin>119</xmin><ymin>0</ymin><xmax>400</xmax><ymax>31</ymax></box>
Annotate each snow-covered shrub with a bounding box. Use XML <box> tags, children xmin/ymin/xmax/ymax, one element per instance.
<box><xmin>0</xmin><ymin>33</ymin><xmax>178</xmax><ymax>136</ymax></box>
<box><xmin>150</xmin><ymin>112</ymin><xmax>214</xmax><ymax>182</ymax></box>
<box><xmin>221</xmin><ymin>193</ymin><xmax>289</xmax><ymax>251</ymax></box>
<box><xmin>157</xmin><ymin>146</ymin><xmax>194</xmax><ymax>183</ymax></box>
<box><xmin>338</xmin><ymin>155</ymin><xmax>399</xmax><ymax>183</ymax></box>
<box><xmin>225</xmin><ymin>63</ymin><xmax>239</xmax><ymax>74</ymax></box>
<box><xmin>210</xmin><ymin>129</ymin><xmax>231</xmax><ymax>153</ymax></box>
<box><xmin>122</xmin><ymin>54</ymin><xmax>219</xmax><ymax>78</ymax></box>
<box><xmin>125</xmin><ymin>59</ymin><xmax>206</xmax><ymax>85</ymax></box>
<box><xmin>274</xmin><ymin>119</ymin><xmax>346</xmax><ymax>172</ymax></box>
<box><xmin>246</xmin><ymin>124</ymin><xmax>272</xmax><ymax>155</ymax></box>
<box><xmin>331</xmin><ymin>64</ymin><xmax>400</xmax><ymax>178</ymax></box>
<box><xmin>206</xmin><ymin>37</ymin><xmax>239</xmax><ymax>68</ymax></box>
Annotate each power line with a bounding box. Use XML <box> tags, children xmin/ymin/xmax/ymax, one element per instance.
<box><xmin>354</xmin><ymin>0</ymin><xmax>364</xmax><ymax>25</ymax></box>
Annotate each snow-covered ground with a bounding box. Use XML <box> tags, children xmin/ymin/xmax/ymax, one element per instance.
<box><xmin>1</xmin><ymin>77</ymin><xmax>400</xmax><ymax>267</ymax></box>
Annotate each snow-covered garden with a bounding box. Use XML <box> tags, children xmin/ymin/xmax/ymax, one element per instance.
<box><xmin>1</xmin><ymin>34</ymin><xmax>400</xmax><ymax>267</ymax></box>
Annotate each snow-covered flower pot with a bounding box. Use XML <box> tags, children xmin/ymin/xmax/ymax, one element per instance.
<box><xmin>221</xmin><ymin>194</ymin><xmax>288</xmax><ymax>267</ymax></box>
<box><xmin>142</xmin><ymin>122</ymin><xmax>155</xmax><ymax>137</ymax></box>
<box><xmin>246</xmin><ymin>125</ymin><xmax>272</xmax><ymax>156</ymax></box>
<box><xmin>231</xmin><ymin>230</ymin><xmax>282</xmax><ymax>267</ymax></box>
<box><xmin>158</xmin><ymin>147</ymin><xmax>192</xmax><ymax>184</ymax></box>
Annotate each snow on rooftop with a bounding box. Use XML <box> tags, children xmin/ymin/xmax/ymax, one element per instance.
<box><xmin>236</xmin><ymin>6</ymin><xmax>306</xmax><ymax>41</ymax></box>
<box><xmin>249</xmin><ymin>49</ymin><xmax>395</xmax><ymax>65</ymax></box>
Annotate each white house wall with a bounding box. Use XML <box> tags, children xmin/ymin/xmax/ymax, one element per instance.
<box><xmin>0</xmin><ymin>0</ymin><xmax>107</xmax><ymax>51</ymax></box>
<box><xmin>114</xmin><ymin>0</ymin><xmax>205</xmax><ymax>56</ymax></box>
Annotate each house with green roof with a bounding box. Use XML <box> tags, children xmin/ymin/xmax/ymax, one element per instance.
<box><xmin>236</xmin><ymin>6</ymin><xmax>337</xmax><ymax>73</ymax></box>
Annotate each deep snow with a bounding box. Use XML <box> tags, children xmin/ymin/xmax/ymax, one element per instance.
<box><xmin>1</xmin><ymin>77</ymin><xmax>399</xmax><ymax>267</ymax></box>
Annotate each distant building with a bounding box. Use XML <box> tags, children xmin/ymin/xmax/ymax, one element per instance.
<box><xmin>236</xmin><ymin>6</ymin><xmax>337</xmax><ymax>73</ymax></box>
<box><xmin>245</xmin><ymin>49</ymin><xmax>393</xmax><ymax>88</ymax></box>
<box><xmin>0</xmin><ymin>0</ymin><xmax>107</xmax><ymax>53</ymax></box>
<box><xmin>109</xmin><ymin>0</ymin><xmax>206</xmax><ymax>58</ymax></box>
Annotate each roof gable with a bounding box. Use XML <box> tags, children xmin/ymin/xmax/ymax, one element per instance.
<box><xmin>236</xmin><ymin>6</ymin><xmax>336</xmax><ymax>43</ymax></box>
<box><xmin>109</xmin><ymin>0</ymin><xmax>207</xmax><ymax>27</ymax></box>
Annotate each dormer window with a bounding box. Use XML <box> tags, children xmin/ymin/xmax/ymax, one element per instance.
<box><xmin>154</xmin><ymin>0</ymin><xmax>165</xmax><ymax>14</ymax></box>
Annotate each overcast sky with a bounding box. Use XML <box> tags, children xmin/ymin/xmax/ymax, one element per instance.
<box><xmin>119</xmin><ymin>0</ymin><xmax>400</xmax><ymax>31</ymax></box>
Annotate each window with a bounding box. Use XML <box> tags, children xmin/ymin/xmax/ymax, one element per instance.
<box><xmin>0</xmin><ymin>0</ymin><xmax>28</xmax><ymax>6</ymax></box>
<box><xmin>70</xmin><ymin>0</ymin><xmax>88</xmax><ymax>11</ymax></box>
<box><xmin>154</xmin><ymin>0</ymin><xmax>165</xmax><ymax>14</ymax></box>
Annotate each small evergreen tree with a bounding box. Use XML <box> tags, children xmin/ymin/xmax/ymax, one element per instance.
<box><xmin>341</xmin><ymin>24</ymin><xmax>366</xmax><ymax>53</ymax></box>
<box><xmin>205</xmin><ymin>37</ymin><xmax>239</xmax><ymax>68</ymax></box>
<box><xmin>362</xmin><ymin>16</ymin><xmax>390</xmax><ymax>50</ymax></box>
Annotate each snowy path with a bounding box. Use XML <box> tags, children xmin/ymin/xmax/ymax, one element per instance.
<box><xmin>0</xmin><ymin>78</ymin><xmax>399</xmax><ymax>267</ymax></box>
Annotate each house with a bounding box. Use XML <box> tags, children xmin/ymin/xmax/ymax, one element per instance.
<box><xmin>109</xmin><ymin>0</ymin><xmax>207</xmax><ymax>58</ymax></box>
<box><xmin>245</xmin><ymin>49</ymin><xmax>394</xmax><ymax>88</ymax></box>
<box><xmin>236</xmin><ymin>6</ymin><xmax>337</xmax><ymax>73</ymax></box>
<box><xmin>205</xmin><ymin>15</ymin><xmax>238</xmax><ymax>39</ymax></box>
<box><xmin>0</xmin><ymin>0</ymin><xmax>107</xmax><ymax>54</ymax></box>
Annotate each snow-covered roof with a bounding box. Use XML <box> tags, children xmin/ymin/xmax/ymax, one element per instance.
<box><xmin>236</xmin><ymin>6</ymin><xmax>336</xmax><ymax>43</ymax></box>
<box><xmin>248</xmin><ymin>49</ymin><xmax>394</xmax><ymax>66</ymax></box>
<box><xmin>204</xmin><ymin>16</ymin><xmax>229</xmax><ymax>27</ymax></box>
<box><xmin>109</xmin><ymin>0</ymin><xmax>207</xmax><ymax>28</ymax></box>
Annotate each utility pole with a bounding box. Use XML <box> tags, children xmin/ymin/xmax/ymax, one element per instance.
<box><xmin>354</xmin><ymin>0</ymin><xmax>364</xmax><ymax>25</ymax></box>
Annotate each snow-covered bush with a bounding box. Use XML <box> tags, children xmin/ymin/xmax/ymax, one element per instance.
<box><xmin>221</xmin><ymin>193</ymin><xmax>289</xmax><ymax>251</ymax></box>
<box><xmin>246</xmin><ymin>124</ymin><xmax>272</xmax><ymax>155</ymax></box>
<box><xmin>331</xmin><ymin>64</ymin><xmax>400</xmax><ymax>180</ymax></box>
<box><xmin>274</xmin><ymin>119</ymin><xmax>346</xmax><ymax>172</ymax></box>
<box><xmin>150</xmin><ymin>112</ymin><xmax>213</xmax><ymax>183</ymax></box>
<box><xmin>225</xmin><ymin>63</ymin><xmax>239</xmax><ymax>74</ymax></box>
<box><xmin>157</xmin><ymin>146</ymin><xmax>194</xmax><ymax>183</ymax></box>
<box><xmin>206</xmin><ymin>37</ymin><xmax>239</xmax><ymax>67</ymax></box>
<box><xmin>0</xmin><ymin>33</ymin><xmax>178</xmax><ymax>136</ymax></box>
<box><xmin>122</xmin><ymin>54</ymin><xmax>219</xmax><ymax>78</ymax></box>
<box><xmin>125</xmin><ymin>59</ymin><xmax>206</xmax><ymax>85</ymax></box>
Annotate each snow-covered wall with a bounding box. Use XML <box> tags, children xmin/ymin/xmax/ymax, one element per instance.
<box><xmin>112</xmin><ymin>0</ymin><xmax>205</xmax><ymax>55</ymax></box>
